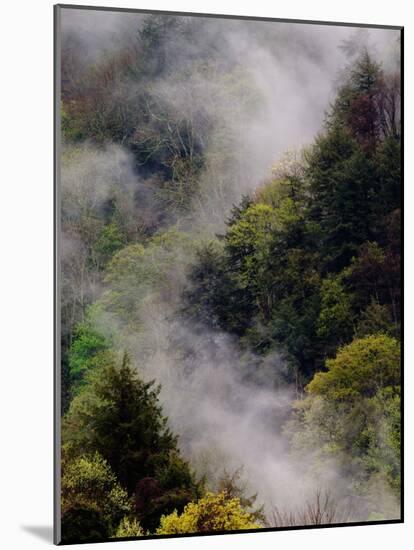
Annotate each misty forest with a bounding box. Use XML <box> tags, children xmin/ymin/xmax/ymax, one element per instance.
<box><xmin>58</xmin><ymin>8</ymin><xmax>401</xmax><ymax>543</ymax></box>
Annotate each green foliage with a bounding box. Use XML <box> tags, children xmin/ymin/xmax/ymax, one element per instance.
<box><xmin>330</xmin><ymin>51</ymin><xmax>383</xmax><ymax>150</ymax></box>
<box><xmin>347</xmin><ymin>238</ymin><xmax>401</xmax><ymax>332</ymax></box>
<box><xmin>94</xmin><ymin>221</ymin><xmax>126</xmax><ymax>267</ymax></box>
<box><xmin>306</xmin><ymin>127</ymin><xmax>373</xmax><ymax>270</ymax></box>
<box><xmin>355</xmin><ymin>301</ymin><xmax>395</xmax><ymax>338</ymax></box>
<box><xmin>63</xmin><ymin>351</ymin><xmax>199</xmax><ymax>530</ymax></box>
<box><xmin>61</xmin><ymin>103</ymin><xmax>84</xmax><ymax>142</ymax></box>
<box><xmin>60</xmin><ymin>28</ymin><xmax>401</xmax><ymax>531</ymax></box>
<box><xmin>374</xmin><ymin>137</ymin><xmax>401</xmax><ymax>222</ymax></box>
<box><xmin>359</xmin><ymin>389</ymin><xmax>401</xmax><ymax>492</ymax></box>
<box><xmin>216</xmin><ymin>468</ymin><xmax>266</xmax><ymax>523</ymax></box>
<box><xmin>102</xmin><ymin>243</ymin><xmax>146</xmax><ymax>320</ymax></box>
<box><xmin>287</xmin><ymin>381</ymin><xmax>401</xmax><ymax>511</ymax></box>
<box><xmin>102</xmin><ymin>230</ymin><xmax>195</xmax><ymax>327</ymax></box>
<box><xmin>61</xmin><ymin>506</ymin><xmax>109</xmax><ymax>544</ymax></box>
<box><xmin>316</xmin><ymin>275</ymin><xmax>354</xmax><ymax>355</ymax></box>
<box><xmin>61</xmin><ymin>452</ymin><xmax>132</xmax><ymax>533</ymax></box>
<box><xmin>114</xmin><ymin>517</ymin><xmax>144</xmax><ymax>538</ymax></box>
<box><xmin>185</xmin><ymin>241</ymin><xmax>254</xmax><ymax>335</ymax></box>
<box><xmin>225</xmin><ymin>203</ymin><xmax>279</xmax><ymax>318</ymax></box>
<box><xmin>257</xmin><ymin>150</ymin><xmax>307</xmax><ymax>207</ymax></box>
<box><xmin>209</xmin><ymin>186</ymin><xmax>323</xmax><ymax>372</ymax></box>
<box><xmin>156</xmin><ymin>492</ymin><xmax>261</xmax><ymax>534</ymax></box>
<box><xmin>68</xmin><ymin>321</ymin><xmax>111</xmax><ymax>391</ymax></box>
<box><xmin>225</xmin><ymin>203</ymin><xmax>278</xmax><ymax>271</ymax></box>
<box><xmin>286</xmin><ymin>332</ymin><xmax>401</xmax><ymax>509</ymax></box>
<box><xmin>183</xmin><ymin>51</ymin><xmax>401</xmax><ymax>389</ymax></box>
<box><xmin>307</xmin><ymin>334</ymin><xmax>400</xmax><ymax>401</ymax></box>
<box><xmin>286</xmin><ymin>395</ymin><xmax>340</xmax><ymax>460</ymax></box>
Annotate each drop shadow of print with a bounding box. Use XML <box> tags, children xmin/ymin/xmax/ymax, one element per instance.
<box><xmin>21</xmin><ymin>525</ymin><xmax>54</xmax><ymax>543</ymax></box>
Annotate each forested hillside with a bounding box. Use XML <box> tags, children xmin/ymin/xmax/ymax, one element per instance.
<box><xmin>59</xmin><ymin>9</ymin><xmax>401</xmax><ymax>543</ymax></box>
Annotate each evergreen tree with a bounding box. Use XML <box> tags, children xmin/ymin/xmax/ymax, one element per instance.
<box><xmin>63</xmin><ymin>352</ymin><xmax>200</xmax><ymax>530</ymax></box>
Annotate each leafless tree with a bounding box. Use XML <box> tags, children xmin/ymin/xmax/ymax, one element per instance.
<box><xmin>271</xmin><ymin>489</ymin><xmax>351</xmax><ymax>527</ymax></box>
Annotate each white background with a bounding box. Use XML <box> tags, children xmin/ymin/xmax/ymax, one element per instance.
<box><xmin>0</xmin><ymin>0</ymin><xmax>411</xmax><ymax>548</ymax></box>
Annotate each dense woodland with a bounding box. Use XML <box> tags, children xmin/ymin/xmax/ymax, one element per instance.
<box><xmin>59</xmin><ymin>11</ymin><xmax>401</xmax><ymax>543</ymax></box>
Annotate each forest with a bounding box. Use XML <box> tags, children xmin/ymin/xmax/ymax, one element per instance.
<box><xmin>58</xmin><ymin>8</ymin><xmax>401</xmax><ymax>543</ymax></box>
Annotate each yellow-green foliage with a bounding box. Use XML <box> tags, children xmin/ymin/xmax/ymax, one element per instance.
<box><xmin>226</xmin><ymin>204</ymin><xmax>278</xmax><ymax>250</ymax></box>
<box><xmin>156</xmin><ymin>492</ymin><xmax>261</xmax><ymax>534</ymax></box>
<box><xmin>225</xmin><ymin>203</ymin><xmax>278</xmax><ymax>291</ymax></box>
<box><xmin>61</xmin><ymin>452</ymin><xmax>132</xmax><ymax>527</ymax></box>
<box><xmin>316</xmin><ymin>275</ymin><xmax>353</xmax><ymax>341</ymax></box>
<box><xmin>255</xmin><ymin>178</ymin><xmax>292</xmax><ymax>208</ymax></box>
<box><xmin>114</xmin><ymin>517</ymin><xmax>144</xmax><ymax>538</ymax></box>
<box><xmin>307</xmin><ymin>334</ymin><xmax>400</xmax><ymax>401</ymax></box>
<box><xmin>102</xmin><ymin>229</ymin><xmax>196</xmax><ymax>326</ymax></box>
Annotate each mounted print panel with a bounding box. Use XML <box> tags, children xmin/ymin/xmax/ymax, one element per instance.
<box><xmin>54</xmin><ymin>4</ymin><xmax>403</xmax><ymax>545</ymax></box>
